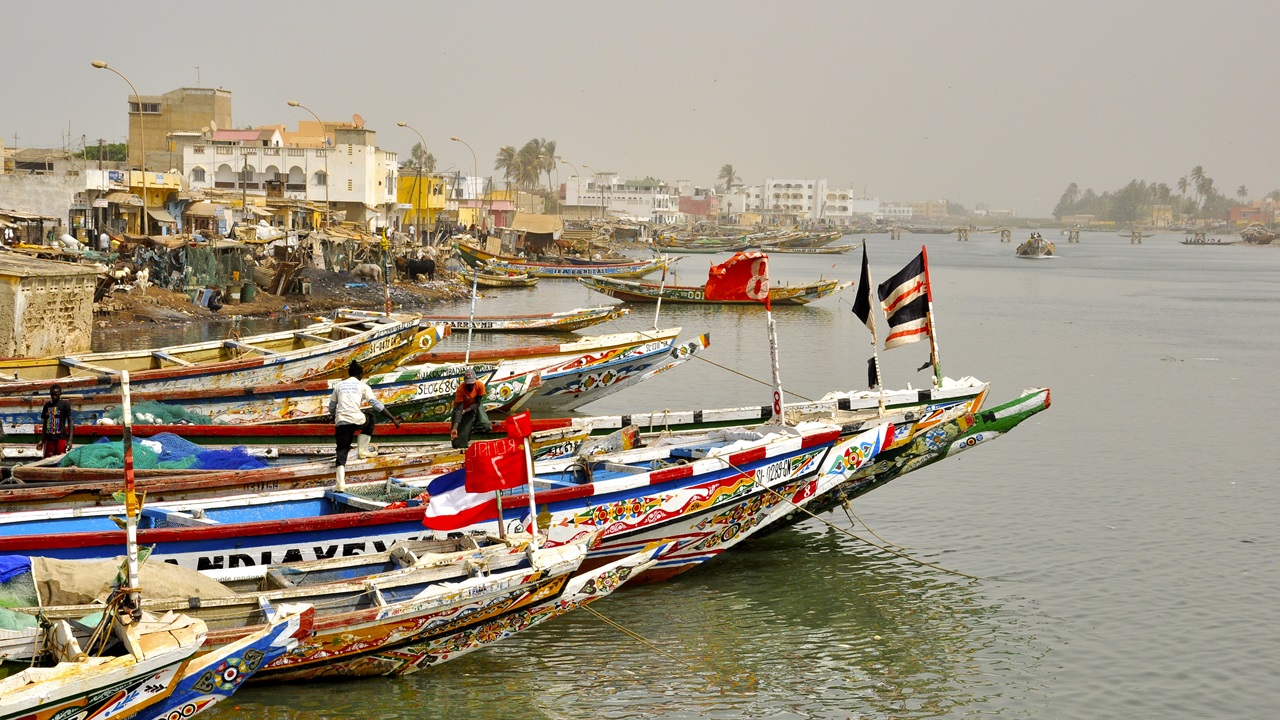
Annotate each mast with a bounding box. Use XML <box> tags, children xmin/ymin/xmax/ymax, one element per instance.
<box><xmin>921</xmin><ymin>244</ymin><xmax>942</xmax><ymax>387</ymax></box>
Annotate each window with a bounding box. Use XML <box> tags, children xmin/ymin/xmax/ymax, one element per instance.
<box><xmin>191</xmin><ymin>167</ymin><xmax>206</xmax><ymax>183</ymax></box>
<box><xmin>128</xmin><ymin>102</ymin><xmax>161</xmax><ymax>114</ymax></box>
<box><xmin>347</xmin><ymin>179</ymin><xmax>353</xmax><ymax>192</ymax></box>
<box><xmin>314</xmin><ymin>171</ymin><xmax>327</xmax><ymax>187</ymax></box>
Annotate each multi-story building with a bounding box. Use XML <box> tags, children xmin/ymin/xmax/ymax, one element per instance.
<box><xmin>180</xmin><ymin>121</ymin><xmax>398</xmax><ymax>231</ymax></box>
<box><xmin>908</xmin><ymin>199</ymin><xmax>950</xmax><ymax>221</ymax></box>
<box><xmin>126</xmin><ymin>87</ymin><xmax>232</xmax><ymax>169</ymax></box>
<box><xmin>564</xmin><ymin>173</ymin><xmax>680</xmax><ymax>223</ymax></box>
<box><xmin>761</xmin><ymin>178</ymin><xmax>828</xmax><ymax>223</ymax></box>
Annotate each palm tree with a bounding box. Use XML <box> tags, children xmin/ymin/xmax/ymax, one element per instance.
<box><xmin>1177</xmin><ymin>176</ymin><xmax>1189</xmax><ymax>197</ymax></box>
<box><xmin>538</xmin><ymin>139</ymin><xmax>557</xmax><ymax>192</ymax></box>
<box><xmin>516</xmin><ymin>140</ymin><xmax>542</xmax><ymax>189</ymax></box>
<box><xmin>718</xmin><ymin>164</ymin><xmax>740</xmax><ymax>191</ymax></box>
<box><xmin>1237</xmin><ymin>185</ymin><xmax>1249</xmax><ymax>202</ymax></box>
<box><xmin>494</xmin><ymin>146</ymin><xmax>518</xmax><ymax>188</ymax></box>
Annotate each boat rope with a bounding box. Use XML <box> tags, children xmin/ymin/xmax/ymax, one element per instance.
<box><xmin>836</xmin><ymin>487</ymin><xmax>903</xmax><ymax>550</ymax></box>
<box><xmin>689</xmin><ymin>355</ymin><xmax>816</xmax><ymax>403</ymax></box>
<box><xmin>580</xmin><ymin>604</ymin><xmax>701</xmax><ymax>672</ymax></box>
<box><xmin>625</xmin><ymin>326</ymin><xmax>818</xmax><ymax>403</ymax></box>
<box><xmin>720</xmin><ymin>457</ymin><xmax>981</xmax><ymax>581</ymax></box>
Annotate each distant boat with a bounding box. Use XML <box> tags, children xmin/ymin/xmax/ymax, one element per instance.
<box><xmin>1180</xmin><ymin>238</ymin><xmax>1234</xmax><ymax>246</ymax></box>
<box><xmin>1016</xmin><ymin>236</ymin><xmax>1056</xmax><ymax>259</ymax></box>
<box><xmin>767</xmin><ymin>242</ymin><xmax>860</xmax><ymax>255</ymax></box>
<box><xmin>579</xmin><ymin>275</ymin><xmax>850</xmax><ymax>305</ymax></box>
<box><xmin>455</xmin><ymin>241</ymin><xmax>674</xmax><ymax>279</ymax></box>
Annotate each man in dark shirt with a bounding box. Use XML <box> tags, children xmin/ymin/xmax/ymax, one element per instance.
<box><xmin>37</xmin><ymin>384</ymin><xmax>74</xmax><ymax>458</ymax></box>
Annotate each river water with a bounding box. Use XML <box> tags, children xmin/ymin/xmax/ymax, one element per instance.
<box><xmin>131</xmin><ymin>231</ymin><xmax>1278</xmax><ymax>719</ymax></box>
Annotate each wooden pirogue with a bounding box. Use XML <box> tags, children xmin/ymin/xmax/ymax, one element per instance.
<box><xmin>0</xmin><ymin>313</ymin><xmax>437</xmax><ymax>399</ymax></box>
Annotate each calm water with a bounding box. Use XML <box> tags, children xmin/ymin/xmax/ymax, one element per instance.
<box><xmin>126</xmin><ymin>231</ymin><xmax>1278</xmax><ymax>719</ymax></box>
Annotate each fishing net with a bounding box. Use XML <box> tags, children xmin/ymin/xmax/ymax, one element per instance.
<box><xmin>101</xmin><ymin>401</ymin><xmax>213</xmax><ymax>425</ymax></box>
<box><xmin>59</xmin><ymin>434</ymin><xmax>267</xmax><ymax>471</ymax></box>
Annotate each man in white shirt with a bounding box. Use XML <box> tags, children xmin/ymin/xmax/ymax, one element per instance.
<box><xmin>99</xmin><ymin>230</ymin><xmax>109</xmax><ymax>251</ymax></box>
<box><xmin>328</xmin><ymin>360</ymin><xmax>400</xmax><ymax>485</ymax></box>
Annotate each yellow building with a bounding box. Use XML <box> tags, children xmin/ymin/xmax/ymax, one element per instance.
<box><xmin>122</xmin><ymin>170</ymin><xmax>183</xmax><ymax>233</ymax></box>
<box><xmin>128</xmin><ymin>87</ymin><xmax>232</xmax><ymax>169</ymax></box>
<box><xmin>397</xmin><ymin>172</ymin><xmax>449</xmax><ymax>229</ymax></box>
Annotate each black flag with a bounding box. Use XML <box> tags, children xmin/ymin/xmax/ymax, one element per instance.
<box><xmin>851</xmin><ymin>245</ymin><xmax>875</xmax><ymax>335</ymax></box>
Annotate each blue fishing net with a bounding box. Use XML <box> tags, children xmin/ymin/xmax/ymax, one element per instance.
<box><xmin>192</xmin><ymin>447</ymin><xmax>267</xmax><ymax>470</ymax></box>
<box><xmin>59</xmin><ymin>434</ymin><xmax>267</xmax><ymax>471</ymax></box>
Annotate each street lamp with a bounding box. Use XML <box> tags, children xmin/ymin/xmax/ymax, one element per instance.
<box><xmin>451</xmin><ymin>136</ymin><xmax>481</xmax><ymax>365</ymax></box>
<box><xmin>288</xmin><ymin>100</ymin><xmax>330</xmax><ymax>228</ymax></box>
<box><xmin>582</xmin><ymin>164</ymin><xmax>603</xmax><ymax>220</ymax></box>
<box><xmin>397</xmin><ymin>122</ymin><xmax>429</xmax><ymax>238</ymax></box>
<box><xmin>450</xmin><ymin>136</ymin><xmax>478</xmax><ymax>228</ymax></box>
<box><xmin>559</xmin><ymin>159</ymin><xmax>582</xmax><ymax>221</ymax></box>
<box><xmin>92</xmin><ymin>60</ymin><xmax>148</xmax><ymax>236</ymax></box>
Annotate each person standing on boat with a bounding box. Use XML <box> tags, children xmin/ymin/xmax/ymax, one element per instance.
<box><xmin>329</xmin><ymin>360</ymin><xmax>400</xmax><ymax>473</ymax></box>
<box><xmin>450</xmin><ymin>367</ymin><xmax>491</xmax><ymax>449</ymax></box>
<box><xmin>36</xmin><ymin>384</ymin><xmax>74</xmax><ymax>458</ymax></box>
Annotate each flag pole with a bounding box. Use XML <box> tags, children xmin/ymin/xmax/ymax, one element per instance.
<box><xmin>120</xmin><ymin>370</ymin><xmax>141</xmax><ymax>612</ymax></box>
<box><xmin>651</xmin><ymin>262</ymin><xmax>668</xmax><ymax>331</ymax></box>
<box><xmin>766</xmin><ymin>307</ymin><xmax>785</xmax><ymax>425</ymax></box>
<box><xmin>464</xmin><ymin>263</ymin><xmax>480</xmax><ymax>364</ymax></box>
<box><xmin>522</xmin><ymin>437</ymin><xmax>538</xmax><ymax>551</ymax></box>
<box><xmin>920</xmin><ymin>244</ymin><xmax>942</xmax><ymax>387</ymax></box>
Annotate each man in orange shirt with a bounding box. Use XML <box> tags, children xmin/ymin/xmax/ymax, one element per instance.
<box><xmin>450</xmin><ymin>367</ymin><xmax>491</xmax><ymax>448</ymax></box>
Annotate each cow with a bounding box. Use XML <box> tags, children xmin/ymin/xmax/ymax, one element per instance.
<box><xmin>394</xmin><ymin>255</ymin><xmax>436</xmax><ymax>282</ymax></box>
<box><xmin>351</xmin><ymin>263</ymin><xmax>383</xmax><ymax>283</ymax></box>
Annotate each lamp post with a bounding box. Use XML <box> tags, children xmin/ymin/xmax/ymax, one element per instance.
<box><xmin>450</xmin><ymin>136</ymin><xmax>478</xmax><ymax>226</ymax></box>
<box><xmin>559</xmin><ymin>159</ymin><xmax>582</xmax><ymax>221</ymax></box>
<box><xmin>582</xmin><ymin>164</ymin><xmax>599</xmax><ymax>220</ymax></box>
<box><xmin>451</xmin><ymin>136</ymin><xmax>480</xmax><ymax>364</ymax></box>
<box><xmin>92</xmin><ymin>60</ymin><xmax>148</xmax><ymax>236</ymax></box>
<box><xmin>397</xmin><ymin>122</ymin><xmax>429</xmax><ymax>240</ymax></box>
<box><xmin>287</xmin><ymin>100</ymin><xmax>330</xmax><ymax>228</ymax></box>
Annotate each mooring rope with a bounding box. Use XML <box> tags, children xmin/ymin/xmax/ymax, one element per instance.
<box><xmin>580</xmin><ymin>604</ymin><xmax>701</xmax><ymax>671</ymax></box>
<box><xmin>721</xmin><ymin>457</ymin><xmax>981</xmax><ymax>581</ymax></box>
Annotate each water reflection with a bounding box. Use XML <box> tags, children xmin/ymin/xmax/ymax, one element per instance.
<box><xmin>206</xmin><ymin>519</ymin><xmax>1046</xmax><ymax>720</ymax></box>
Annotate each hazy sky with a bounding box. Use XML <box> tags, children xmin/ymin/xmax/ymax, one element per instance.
<box><xmin>4</xmin><ymin>0</ymin><xmax>1277</xmax><ymax>215</ymax></box>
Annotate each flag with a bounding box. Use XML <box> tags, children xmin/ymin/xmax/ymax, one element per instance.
<box><xmin>422</xmin><ymin>467</ymin><xmax>500</xmax><ymax>531</ymax></box>
<box><xmin>464</xmin><ymin>436</ymin><xmax>528</xmax><ymax>493</ymax></box>
<box><xmin>424</xmin><ymin>411</ymin><xmax>536</xmax><ymax>530</ymax></box>
<box><xmin>705</xmin><ymin>251</ymin><xmax>771</xmax><ymax>310</ymax></box>
<box><xmin>877</xmin><ymin>250</ymin><xmax>930</xmax><ymax>349</ymax></box>
<box><xmin>851</xmin><ymin>246</ymin><xmax>875</xmax><ymax>334</ymax></box>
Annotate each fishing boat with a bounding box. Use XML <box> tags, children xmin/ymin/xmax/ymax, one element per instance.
<box><xmin>0</xmin><ymin>426</ymin><xmax>590</xmax><ymax>508</ymax></box>
<box><xmin>1</xmin><ymin>599</ymin><xmax>312</xmax><ymax>720</ymax></box>
<box><xmin>28</xmin><ymin>375</ymin><xmax>988</xmax><ymax>453</ymax></box>
<box><xmin>0</xmin><ymin>315</ymin><xmax>438</xmax><ymax>400</ymax></box>
<box><xmin>578</xmin><ymin>275</ymin><xmax>851</xmax><ymax>305</ymax></box>
<box><xmin>0</xmin><ymin>609</ymin><xmax>208</xmax><ymax>720</ymax></box>
<box><xmin>459</xmin><ymin>265</ymin><xmax>539</xmax><ymax>288</ymax></box>
<box><xmin>770</xmin><ymin>387</ymin><xmax>1052</xmax><ymax>531</ymax></box>
<box><xmin>1015</xmin><ymin>235</ymin><xmax>1056</xmax><ymax>258</ymax></box>
<box><xmin>340</xmin><ymin>305</ymin><xmax>629</xmax><ymax>334</ymax></box>
<box><xmin>6</xmin><ymin>536</ymin><xmax>667</xmax><ymax>682</ymax></box>
<box><xmin>455</xmin><ymin>241</ymin><xmax>675</xmax><ymax>279</ymax></box>
<box><xmin>767</xmin><ymin>242</ymin><xmax>860</xmax><ymax>255</ymax></box>
<box><xmin>1179</xmin><ymin>238</ymin><xmax>1234</xmax><ymax>245</ymax></box>
<box><xmin>0</xmin><ymin>420</ymin><xmax>877</xmax><ymax>577</ymax></box>
<box><xmin>0</xmin><ymin>328</ymin><xmax>694</xmax><ymax>428</ymax></box>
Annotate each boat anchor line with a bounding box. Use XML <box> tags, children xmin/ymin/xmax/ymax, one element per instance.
<box><xmin>720</xmin><ymin>456</ymin><xmax>982</xmax><ymax>581</ymax></box>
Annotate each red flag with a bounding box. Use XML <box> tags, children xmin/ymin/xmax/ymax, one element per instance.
<box><xmin>705</xmin><ymin>251</ymin><xmax>771</xmax><ymax>310</ymax></box>
<box><xmin>505</xmin><ymin>410</ymin><xmax>533</xmax><ymax>440</ymax></box>
<box><xmin>464</xmin><ymin>436</ymin><xmax>528</xmax><ymax>492</ymax></box>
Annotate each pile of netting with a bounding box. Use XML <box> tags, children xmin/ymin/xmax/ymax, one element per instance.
<box><xmin>59</xmin><ymin>432</ymin><xmax>268</xmax><ymax>471</ymax></box>
<box><xmin>97</xmin><ymin>401</ymin><xmax>214</xmax><ymax>426</ymax></box>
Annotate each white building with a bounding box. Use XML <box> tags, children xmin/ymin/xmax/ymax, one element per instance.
<box><xmin>179</xmin><ymin>123</ymin><xmax>398</xmax><ymax>230</ymax></box>
<box><xmin>564</xmin><ymin>173</ymin><xmax>680</xmax><ymax>223</ymax></box>
<box><xmin>761</xmin><ymin>178</ymin><xmax>828</xmax><ymax>221</ymax></box>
